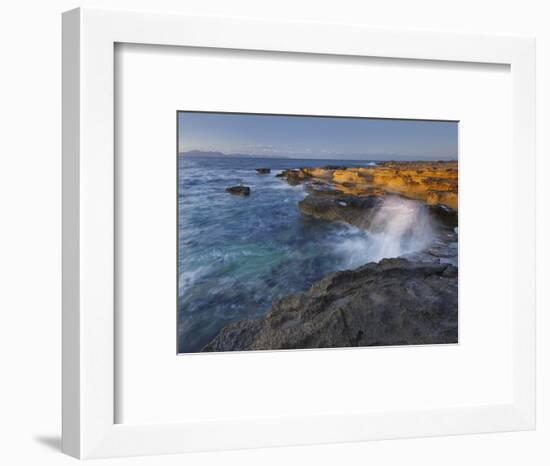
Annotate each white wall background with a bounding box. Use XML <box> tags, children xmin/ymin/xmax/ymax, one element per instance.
<box><xmin>0</xmin><ymin>1</ymin><xmax>547</xmax><ymax>465</ymax></box>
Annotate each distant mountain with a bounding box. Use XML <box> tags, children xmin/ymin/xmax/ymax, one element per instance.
<box><xmin>179</xmin><ymin>150</ymin><xmax>225</xmax><ymax>158</ymax></box>
<box><xmin>179</xmin><ymin>150</ymin><xmax>290</xmax><ymax>159</ymax></box>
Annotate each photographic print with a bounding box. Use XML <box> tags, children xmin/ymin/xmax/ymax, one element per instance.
<box><xmin>177</xmin><ymin>111</ymin><xmax>458</xmax><ymax>353</ymax></box>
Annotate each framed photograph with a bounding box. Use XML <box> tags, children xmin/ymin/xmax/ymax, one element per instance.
<box><xmin>62</xmin><ymin>8</ymin><xmax>536</xmax><ymax>459</ymax></box>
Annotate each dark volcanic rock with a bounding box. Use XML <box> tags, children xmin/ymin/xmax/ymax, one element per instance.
<box><xmin>276</xmin><ymin>168</ymin><xmax>310</xmax><ymax>185</ymax></box>
<box><xmin>255</xmin><ymin>168</ymin><xmax>271</xmax><ymax>174</ymax></box>
<box><xmin>428</xmin><ymin>204</ymin><xmax>458</xmax><ymax>228</ymax></box>
<box><xmin>202</xmin><ymin>258</ymin><xmax>458</xmax><ymax>352</ymax></box>
<box><xmin>303</xmin><ymin>181</ymin><xmax>344</xmax><ymax>196</ymax></box>
<box><xmin>298</xmin><ymin>193</ymin><xmax>382</xmax><ymax>228</ymax></box>
<box><xmin>323</xmin><ymin>165</ymin><xmax>348</xmax><ymax>170</ymax></box>
<box><xmin>225</xmin><ymin>186</ymin><xmax>251</xmax><ymax>196</ymax></box>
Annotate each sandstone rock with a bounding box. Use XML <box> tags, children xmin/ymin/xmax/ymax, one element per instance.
<box><xmin>225</xmin><ymin>186</ymin><xmax>251</xmax><ymax>196</ymax></box>
<box><xmin>279</xmin><ymin>161</ymin><xmax>458</xmax><ymax>210</ymax></box>
<box><xmin>255</xmin><ymin>168</ymin><xmax>271</xmax><ymax>174</ymax></box>
<box><xmin>300</xmin><ymin>167</ymin><xmax>333</xmax><ymax>179</ymax></box>
<box><xmin>202</xmin><ymin>258</ymin><xmax>458</xmax><ymax>352</ymax></box>
<box><xmin>426</xmin><ymin>190</ymin><xmax>458</xmax><ymax>210</ymax></box>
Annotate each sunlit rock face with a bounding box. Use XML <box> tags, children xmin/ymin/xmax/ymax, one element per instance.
<box><xmin>277</xmin><ymin>161</ymin><xmax>458</xmax><ymax>210</ymax></box>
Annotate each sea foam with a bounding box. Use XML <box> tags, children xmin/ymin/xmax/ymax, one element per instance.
<box><xmin>335</xmin><ymin>196</ymin><xmax>435</xmax><ymax>268</ymax></box>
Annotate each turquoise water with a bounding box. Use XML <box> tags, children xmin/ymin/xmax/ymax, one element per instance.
<box><xmin>177</xmin><ymin>156</ymin><xmax>380</xmax><ymax>353</ymax></box>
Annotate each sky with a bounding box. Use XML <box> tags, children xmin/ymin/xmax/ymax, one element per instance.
<box><xmin>177</xmin><ymin>111</ymin><xmax>458</xmax><ymax>160</ymax></box>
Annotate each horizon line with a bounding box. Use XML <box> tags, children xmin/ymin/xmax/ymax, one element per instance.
<box><xmin>178</xmin><ymin>149</ymin><xmax>458</xmax><ymax>161</ymax></box>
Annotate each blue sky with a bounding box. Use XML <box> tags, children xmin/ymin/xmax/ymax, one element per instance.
<box><xmin>178</xmin><ymin>111</ymin><xmax>458</xmax><ymax>160</ymax></box>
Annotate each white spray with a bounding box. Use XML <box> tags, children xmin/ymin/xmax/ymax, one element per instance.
<box><xmin>335</xmin><ymin>195</ymin><xmax>435</xmax><ymax>269</ymax></box>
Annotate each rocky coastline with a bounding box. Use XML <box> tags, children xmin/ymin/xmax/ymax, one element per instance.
<box><xmin>203</xmin><ymin>259</ymin><xmax>458</xmax><ymax>351</ymax></box>
<box><xmin>207</xmin><ymin>161</ymin><xmax>458</xmax><ymax>351</ymax></box>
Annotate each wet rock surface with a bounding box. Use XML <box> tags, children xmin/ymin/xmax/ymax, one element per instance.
<box><xmin>276</xmin><ymin>168</ymin><xmax>310</xmax><ymax>185</ymax></box>
<box><xmin>225</xmin><ymin>185</ymin><xmax>251</xmax><ymax>196</ymax></box>
<box><xmin>202</xmin><ymin>258</ymin><xmax>458</xmax><ymax>352</ymax></box>
<box><xmin>428</xmin><ymin>204</ymin><xmax>458</xmax><ymax>229</ymax></box>
<box><xmin>298</xmin><ymin>193</ymin><xmax>382</xmax><ymax>229</ymax></box>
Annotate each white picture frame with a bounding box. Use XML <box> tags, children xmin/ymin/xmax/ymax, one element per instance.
<box><xmin>62</xmin><ymin>7</ymin><xmax>536</xmax><ymax>459</ymax></box>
